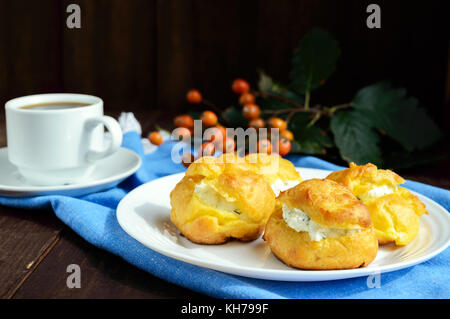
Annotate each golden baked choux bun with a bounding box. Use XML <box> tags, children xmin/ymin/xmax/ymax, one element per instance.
<box><xmin>264</xmin><ymin>179</ymin><xmax>378</xmax><ymax>270</ymax></box>
<box><xmin>326</xmin><ymin>162</ymin><xmax>428</xmax><ymax>245</ymax></box>
<box><xmin>170</xmin><ymin>155</ymin><xmax>276</xmax><ymax>244</ymax></box>
<box><xmin>244</xmin><ymin>153</ymin><xmax>302</xmax><ymax>196</ymax></box>
<box><xmin>185</xmin><ymin>153</ymin><xmax>250</xmax><ymax>177</ymax></box>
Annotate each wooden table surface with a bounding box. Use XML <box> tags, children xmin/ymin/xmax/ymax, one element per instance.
<box><xmin>0</xmin><ymin>110</ymin><xmax>448</xmax><ymax>299</ymax></box>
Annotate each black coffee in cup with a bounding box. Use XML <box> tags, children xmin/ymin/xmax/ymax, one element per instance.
<box><xmin>19</xmin><ymin>101</ymin><xmax>90</xmax><ymax>110</ymax></box>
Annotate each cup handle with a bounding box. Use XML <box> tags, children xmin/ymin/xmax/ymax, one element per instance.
<box><xmin>85</xmin><ymin>115</ymin><xmax>123</xmax><ymax>162</ymax></box>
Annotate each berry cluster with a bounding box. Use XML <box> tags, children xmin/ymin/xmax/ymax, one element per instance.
<box><xmin>148</xmin><ymin>79</ymin><xmax>293</xmax><ymax>167</ymax></box>
<box><xmin>231</xmin><ymin>79</ymin><xmax>292</xmax><ymax>157</ymax></box>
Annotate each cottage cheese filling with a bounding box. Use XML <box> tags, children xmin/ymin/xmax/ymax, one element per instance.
<box><xmin>359</xmin><ymin>185</ymin><xmax>396</xmax><ymax>201</ymax></box>
<box><xmin>194</xmin><ymin>182</ymin><xmax>241</xmax><ymax>214</ymax></box>
<box><xmin>282</xmin><ymin>205</ymin><xmax>360</xmax><ymax>241</ymax></box>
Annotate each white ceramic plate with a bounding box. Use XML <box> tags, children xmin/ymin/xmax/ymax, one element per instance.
<box><xmin>117</xmin><ymin>168</ymin><xmax>450</xmax><ymax>281</ymax></box>
<box><xmin>0</xmin><ymin>147</ymin><xmax>141</xmax><ymax>197</ymax></box>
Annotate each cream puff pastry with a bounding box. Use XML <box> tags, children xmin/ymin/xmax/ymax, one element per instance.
<box><xmin>264</xmin><ymin>178</ymin><xmax>378</xmax><ymax>270</ymax></box>
<box><xmin>326</xmin><ymin>162</ymin><xmax>428</xmax><ymax>245</ymax></box>
<box><xmin>170</xmin><ymin>155</ymin><xmax>276</xmax><ymax>244</ymax></box>
<box><xmin>244</xmin><ymin>153</ymin><xmax>302</xmax><ymax>196</ymax></box>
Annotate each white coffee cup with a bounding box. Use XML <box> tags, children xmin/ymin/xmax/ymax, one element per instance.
<box><xmin>5</xmin><ymin>93</ymin><xmax>123</xmax><ymax>186</ymax></box>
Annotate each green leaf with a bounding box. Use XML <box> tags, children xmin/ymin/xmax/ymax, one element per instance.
<box><xmin>221</xmin><ymin>106</ymin><xmax>247</xmax><ymax>127</ymax></box>
<box><xmin>290</xmin><ymin>28</ymin><xmax>340</xmax><ymax>94</ymax></box>
<box><xmin>290</xmin><ymin>113</ymin><xmax>333</xmax><ymax>155</ymax></box>
<box><xmin>257</xmin><ymin>69</ymin><xmax>274</xmax><ymax>92</ymax></box>
<box><xmin>287</xmin><ymin>112</ymin><xmax>310</xmax><ymax>131</ymax></box>
<box><xmin>352</xmin><ymin>82</ymin><xmax>442</xmax><ymax>151</ymax></box>
<box><xmin>256</xmin><ymin>69</ymin><xmax>305</xmax><ymax>112</ymax></box>
<box><xmin>330</xmin><ymin>110</ymin><xmax>382</xmax><ymax>166</ymax></box>
<box><xmin>292</xmin><ymin>127</ymin><xmax>332</xmax><ymax>155</ymax></box>
<box><xmin>257</xmin><ymin>89</ymin><xmax>304</xmax><ymax>112</ymax></box>
<box><xmin>282</xmin><ymin>90</ymin><xmax>304</xmax><ymax>105</ymax></box>
<box><xmin>257</xmin><ymin>69</ymin><xmax>297</xmax><ymax>97</ymax></box>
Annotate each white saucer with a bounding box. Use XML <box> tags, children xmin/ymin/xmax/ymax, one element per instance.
<box><xmin>0</xmin><ymin>147</ymin><xmax>141</xmax><ymax>198</ymax></box>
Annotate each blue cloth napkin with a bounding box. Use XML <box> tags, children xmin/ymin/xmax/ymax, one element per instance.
<box><xmin>1</xmin><ymin>131</ymin><xmax>449</xmax><ymax>299</ymax></box>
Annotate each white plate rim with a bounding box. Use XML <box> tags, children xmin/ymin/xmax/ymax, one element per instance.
<box><xmin>117</xmin><ymin>168</ymin><xmax>450</xmax><ymax>281</ymax></box>
<box><xmin>0</xmin><ymin>147</ymin><xmax>141</xmax><ymax>193</ymax></box>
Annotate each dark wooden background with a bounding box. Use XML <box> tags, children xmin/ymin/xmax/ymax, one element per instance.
<box><xmin>0</xmin><ymin>0</ymin><xmax>449</xmax><ymax>134</ymax></box>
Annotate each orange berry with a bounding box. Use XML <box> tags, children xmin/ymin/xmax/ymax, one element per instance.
<box><xmin>181</xmin><ymin>152</ymin><xmax>195</xmax><ymax>168</ymax></box>
<box><xmin>242</xmin><ymin>103</ymin><xmax>261</xmax><ymax>120</ymax></box>
<box><xmin>215</xmin><ymin>125</ymin><xmax>227</xmax><ymax>139</ymax></box>
<box><xmin>172</xmin><ymin>127</ymin><xmax>191</xmax><ymax>141</ymax></box>
<box><xmin>249</xmin><ymin>118</ymin><xmax>265</xmax><ymax>129</ymax></box>
<box><xmin>200</xmin><ymin>110</ymin><xmax>218</xmax><ymax>127</ymax></box>
<box><xmin>222</xmin><ymin>137</ymin><xmax>236</xmax><ymax>153</ymax></box>
<box><xmin>257</xmin><ymin>139</ymin><xmax>272</xmax><ymax>154</ymax></box>
<box><xmin>204</xmin><ymin>126</ymin><xmax>224</xmax><ymax>144</ymax></box>
<box><xmin>277</xmin><ymin>138</ymin><xmax>292</xmax><ymax>156</ymax></box>
<box><xmin>239</xmin><ymin>92</ymin><xmax>255</xmax><ymax>105</ymax></box>
<box><xmin>280</xmin><ymin>129</ymin><xmax>294</xmax><ymax>141</ymax></box>
<box><xmin>199</xmin><ymin>142</ymin><xmax>216</xmax><ymax>157</ymax></box>
<box><xmin>267</xmin><ymin>117</ymin><xmax>287</xmax><ymax>131</ymax></box>
<box><xmin>174</xmin><ymin>114</ymin><xmax>194</xmax><ymax>129</ymax></box>
<box><xmin>198</xmin><ymin>142</ymin><xmax>216</xmax><ymax>157</ymax></box>
<box><xmin>186</xmin><ymin>89</ymin><xmax>202</xmax><ymax>104</ymax></box>
<box><xmin>148</xmin><ymin>131</ymin><xmax>163</xmax><ymax>146</ymax></box>
<box><xmin>232</xmin><ymin>78</ymin><xmax>250</xmax><ymax>94</ymax></box>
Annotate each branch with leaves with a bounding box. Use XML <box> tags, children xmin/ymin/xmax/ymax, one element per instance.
<box><xmin>219</xmin><ymin>28</ymin><xmax>442</xmax><ymax>168</ymax></box>
<box><xmin>150</xmin><ymin>28</ymin><xmax>443</xmax><ymax>168</ymax></box>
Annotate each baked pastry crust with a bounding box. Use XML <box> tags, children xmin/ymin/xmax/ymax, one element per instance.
<box><xmin>326</xmin><ymin>162</ymin><xmax>405</xmax><ymax>196</ymax></box>
<box><xmin>185</xmin><ymin>153</ymin><xmax>250</xmax><ymax>178</ymax></box>
<box><xmin>264</xmin><ymin>179</ymin><xmax>378</xmax><ymax>270</ymax></box>
<box><xmin>244</xmin><ymin>153</ymin><xmax>302</xmax><ymax>197</ymax></box>
<box><xmin>326</xmin><ymin>162</ymin><xmax>428</xmax><ymax>245</ymax></box>
<box><xmin>362</xmin><ymin>187</ymin><xmax>425</xmax><ymax>245</ymax></box>
<box><xmin>244</xmin><ymin>153</ymin><xmax>302</xmax><ymax>184</ymax></box>
<box><xmin>170</xmin><ymin>156</ymin><xmax>276</xmax><ymax>244</ymax></box>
